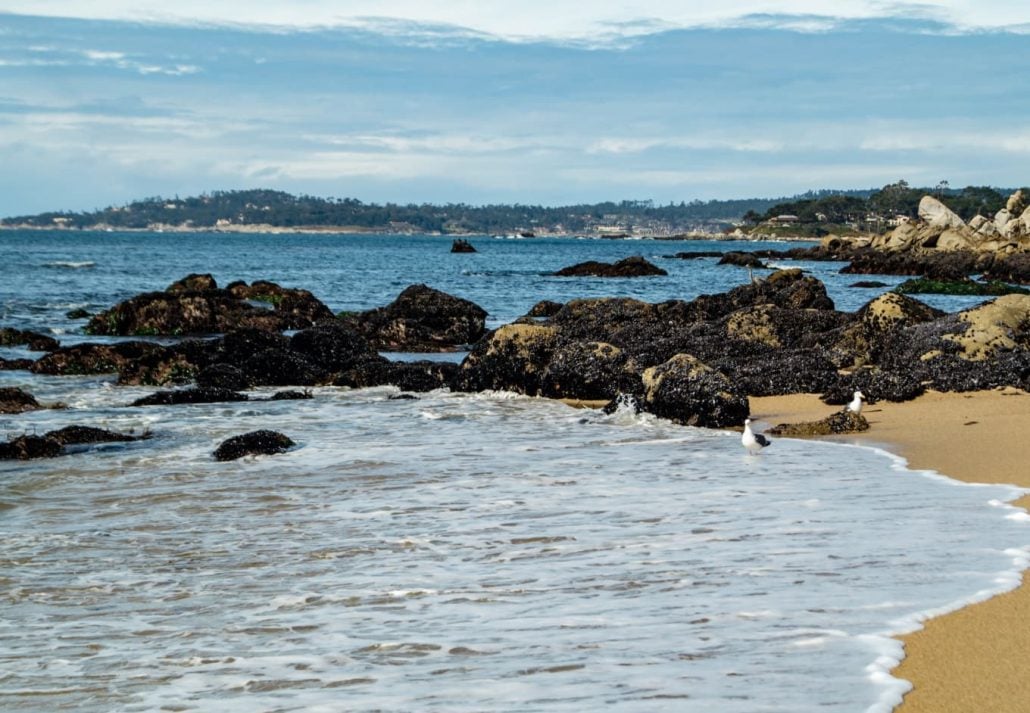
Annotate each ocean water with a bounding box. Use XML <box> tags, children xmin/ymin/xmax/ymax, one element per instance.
<box><xmin>0</xmin><ymin>230</ymin><xmax>1027</xmax><ymax>712</ymax></box>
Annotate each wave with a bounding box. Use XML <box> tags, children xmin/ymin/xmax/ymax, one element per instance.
<box><xmin>43</xmin><ymin>261</ymin><xmax>96</xmax><ymax>269</ymax></box>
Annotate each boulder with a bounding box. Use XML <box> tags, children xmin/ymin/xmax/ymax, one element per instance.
<box><xmin>132</xmin><ymin>387</ymin><xmax>249</xmax><ymax>406</ymax></box>
<box><xmin>554</xmin><ymin>256</ymin><xmax>668</xmax><ymax>277</ymax></box>
<box><xmin>0</xmin><ymin>328</ymin><xmax>59</xmax><ymax>352</ymax></box>
<box><xmin>918</xmin><ymin>195</ymin><xmax>966</xmax><ymax>230</ymax></box>
<box><xmin>341</xmin><ymin>284</ymin><xmax>488</xmax><ymax>351</ymax></box>
<box><xmin>0</xmin><ymin>435</ymin><xmax>62</xmax><ymax>460</ymax></box>
<box><xmin>31</xmin><ymin>341</ymin><xmax>166</xmax><ymax>376</ymax></box>
<box><xmin>241</xmin><ymin>348</ymin><xmax>327</xmax><ymax>387</ymax></box>
<box><xmin>0</xmin><ymin>387</ymin><xmax>41</xmax><ymax>414</ymax></box>
<box><xmin>195</xmin><ymin>363</ymin><xmax>251</xmax><ymax>390</ymax></box>
<box><xmin>821</xmin><ymin>369</ymin><xmax>925</xmax><ymax>404</ymax></box>
<box><xmin>944</xmin><ymin>294</ymin><xmax>1030</xmax><ymax>361</ymax></box>
<box><xmin>47</xmin><ymin>426</ymin><xmax>144</xmax><ymax>446</ymax></box>
<box><xmin>637</xmin><ymin>354</ymin><xmax>749</xmax><ymax>428</ymax></box>
<box><xmin>453</xmin><ymin>324</ymin><xmax>559</xmax><ymax>394</ymax></box>
<box><xmin>213</xmin><ymin>430</ymin><xmax>295</xmax><ymax>461</ymax></box>
<box><xmin>1006</xmin><ymin>190</ymin><xmax>1027</xmax><ymax>218</ymax></box>
<box><xmin>269</xmin><ymin>390</ymin><xmax>313</xmax><ymax>400</ymax></box>
<box><xmin>289</xmin><ymin>322</ymin><xmax>380</xmax><ymax>371</ymax></box>
<box><xmin>525</xmin><ymin>300</ymin><xmax>564</xmax><ymax>318</ymax></box>
<box><xmin>539</xmin><ymin>341</ymin><xmax>642</xmax><ymax>400</ymax></box>
<box><xmin>769</xmin><ymin>409</ymin><xmax>869</xmax><ymax>436</ymax></box>
<box><xmin>717</xmin><ymin>251</ymin><xmax>768</xmax><ymax>269</ymax></box>
<box><xmin>168</xmin><ymin>273</ymin><xmax>217</xmax><ymax>292</ymax></box>
<box><xmin>0</xmin><ymin>357</ymin><xmax>34</xmax><ymax>371</ymax></box>
<box><xmin>450</xmin><ymin>239</ymin><xmax>477</xmax><ymax>253</ymax></box>
<box><xmin>338</xmin><ymin>360</ymin><xmax>459</xmax><ymax>392</ymax></box>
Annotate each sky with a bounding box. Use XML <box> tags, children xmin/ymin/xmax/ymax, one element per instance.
<box><xmin>1</xmin><ymin>2</ymin><xmax>1029</xmax><ymax>216</ymax></box>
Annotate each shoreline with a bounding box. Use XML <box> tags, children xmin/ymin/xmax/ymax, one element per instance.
<box><xmin>750</xmin><ymin>389</ymin><xmax>1030</xmax><ymax>713</ymax></box>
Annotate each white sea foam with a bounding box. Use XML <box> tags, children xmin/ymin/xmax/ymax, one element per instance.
<box><xmin>43</xmin><ymin>260</ymin><xmax>96</xmax><ymax>269</ymax></box>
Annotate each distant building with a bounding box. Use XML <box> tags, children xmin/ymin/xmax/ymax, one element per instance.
<box><xmin>770</xmin><ymin>214</ymin><xmax>799</xmax><ymax>224</ymax></box>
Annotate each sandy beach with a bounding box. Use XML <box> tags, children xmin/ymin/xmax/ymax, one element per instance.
<box><xmin>750</xmin><ymin>388</ymin><xmax>1030</xmax><ymax>712</ymax></box>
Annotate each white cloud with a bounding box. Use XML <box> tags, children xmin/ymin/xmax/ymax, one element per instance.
<box><xmin>5</xmin><ymin>1</ymin><xmax>1030</xmax><ymax>41</ymax></box>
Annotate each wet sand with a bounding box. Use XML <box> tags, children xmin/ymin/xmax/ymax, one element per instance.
<box><xmin>750</xmin><ymin>388</ymin><xmax>1030</xmax><ymax>713</ymax></box>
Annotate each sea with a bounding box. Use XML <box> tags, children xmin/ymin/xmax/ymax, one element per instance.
<box><xmin>1</xmin><ymin>230</ymin><xmax>1027</xmax><ymax>712</ymax></box>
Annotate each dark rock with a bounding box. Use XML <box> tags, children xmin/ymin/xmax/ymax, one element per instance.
<box><xmin>32</xmin><ymin>341</ymin><xmax>165</xmax><ymax>376</ymax></box>
<box><xmin>638</xmin><ymin>354</ymin><xmax>749</xmax><ymax>428</ymax></box>
<box><xmin>453</xmin><ymin>324</ymin><xmax>559</xmax><ymax>394</ymax></box>
<box><xmin>213</xmin><ymin>430</ymin><xmax>295</xmax><ymax>461</ymax></box>
<box><xmin>451</xmin><ymin>239</ymin><xmax>477</xmax><ymax>253</ymax></box>
<box><xmin>0</xmin><ymin>328</ymin><xmax>59</xmax><ymax>352</ymax></box>
<box><xmin>65</xmin><ymin>308</ymin><xmax>92</xmax><ymax>319</ymax></box>
<box><xmin>0</xmin><ymin>434</ymin><xmax>62</xmax><ymax>460</ymax></box>
<box><xmin>669</xmin><ymin>251</ymin><xmax>724</xmax><ymax>260</ymax></box>
<box><xmin>196</xmin><ymin>363</ymin><xmax>251</xmax><ymax>390</ymax></box>
<box><xmin>217</xmin><ymin>328</ymin><xmax>290</xmax><ymax>363</ymax></box>
<box><xmin>242</xmin><ymin>348</ymin><xmax>327</xmax><ymax>387</ymax></box>
<box><xmin>338</xmin><ymin>360</ymin><xmax>458</xmax><ymax>392</ymax></box>
<box><xmin>539</xmin><ymin>341</ymin><xmax>642</xmax><ymax>400</ymax></box>
<box><xmin>269</xmin><ymin>390</ymin><xmax>313</xmax><ymax>400</ymax></box>
<box><xmin>717</xmin><ymin>251</ymin><xmax>768</xmax><ymax>269</ymax></box>
<box><xmin>132</xmin><ymin>387</ymin><xmax>249</xmax><ymax>406</ymax></box>
<box><xmin>526</xmin><ymin>300</ymin><xmax>564</xmax><ymax>318</ymax></box>
<box><xmin>554</xmin><ymin>255</ymin><xmax>668</xmax><ymax>277</ymax></box>
<box><xmin>849</xmin><ymin>281</ymin><xmax>890</xmax><ymax>288</ymax></box>
<box><xmin>47</xmin><ymin>426</ymin><xmax>143</xmax><ymax>446</ymax></box>
<box><xmin>0</xmin><ymin>358</ymin><xmax>34</xmax><ymax>371</ymax></box>
<box><xmin>168</xmin><ymin>273</ymin><xmax>217</xmax><ymax>292</ymax></box>
<box><xmin>893</xmin><ymin>278</ymin><xmax>1027</xmax><ymax>296</ymax></box>
<box><xmin>289</xmin><ymin>322</ymin><xmax>379</xmax><ymax>371</ymax></box>
<box><xmin>821</xmin><ymin>369</ymin><xmax>926</xmax><ymax>405</ymax></box>
<box><xmin>841</xmin><ymin>248</ymin><xmax>978</xmax><ymax>280</ymax></box>
<box><xmin>341</xmin><ymin>284</ymin><xmax>488</xmax><ymax>351</ymax></box>
<box><xmin>0</xmin><ymin>387</ymin><xmax>41</xmax><ymax>414</ymax></box>
<box><xmin>713</xmin><ymin>348</ymin><xmax>839</xmax><ymax>397</ymax></box>
<box><xmin>86</xmin><ymin>278</ymin><xmax>333</xmax><ymax>336</ymax></box>
<box><xmin>981</xmin><ymin>252</ymin><xmax>1030</xmax><ymax>285</ymax></box>
<box><xmin>769</xmin><ymin>410</ymin><xmax>870</xmax><ymax>436</ymax></box>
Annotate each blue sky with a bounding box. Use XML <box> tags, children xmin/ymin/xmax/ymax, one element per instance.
<box><xmin>1</xmin><ymin>2</ymin><xmax>1029</xmax><ymax>216</ymax></box>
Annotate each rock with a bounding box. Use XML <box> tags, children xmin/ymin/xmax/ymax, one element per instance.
<box><xmin>1006</xmin><ymin>189</ymin><xmax>1027</xmax><ymax>217</ymax></box>
<box><xmin>769</xmin><ymin>409</ymin><xmax>870</xmax><ymax>436</ymax></box>
<box><xmin>341</xmin><ymin>284</ymin><xmax>488</xmax><ymax>351</ymax></box>
<box><xmin>936</xmin><ymin>228</ymin><xmax>975</xmax><ymax>252</ymax></box>
<box><xmin>821</xmin><ymin>369</ymin><xmax>925</xmax><ymax>404</ymax></box>
<box><xmin>269</xmin><ymin>390</ymin><xmax>313</xmax><ymax>400</ymax></box>
<box><xmin>196</xmin><ymin>363</ymin><xmax>251</xmax><ymax>390</ymax></box>
<box><xmin>86</xmin><ymin>279</ymin><xmax>333</xmax><ymax>336</ymax></box>
<box><xmin>892</xmin><ymin>278</ymin><xmax>1027</xmax><ymax>296</ymax></box>
<box><xmin>995</xmin><ymin>208</ymin><xmax>1013</xmax><ymax>231</ymax></box>
<box><xmin>0</xmin><ymin>357</ymin><xmax>34</xmax><ymax>371</ymax></box>
<box><xmin>0</xmin><ymin>328</ymin><xmax>59</xmax><ymax>352</ymax></box>
<box><xmin>168</xmin><ymin>273</ymin><xmax>217</xmax><ymax>292</ymax></box>
<box><xmin>132</xmin><ymin>387</ymin><xmax>249</xmax><ymax>406</ymax></box>
<box><xmin>554</xmin><ymin>256</ymin><xmax>668</xmax><ymax>277</ymax></box>
<box><xmin>289</xmin><ymin>322</ymin><xmax>379</xmax><ymax>371</ymax></box>
<box><xmin>336</xmin><ymin>359</ymin><xmax>457</xmax><ymax>391</ymax></box>
<box><xmin>859</xmin><ymin>293</ymin><xmax>945</xmax><ymax>333</ymax></box>
<box><xmin>116</xmin><ymin>347</ymin><xmax>200</xmax><ymax>386</ymax></box>
<box><xmin>981</xmin><ymin>252</ymin><xmax>1030</xmax><ymax>285</ymax></box>
<box><xmin>539</xmin><ymin>341</ymin><xmax>642</xmax><ymax>400</ymax></box>
<box><xmin>717</xmin><ymin>251</ymin><xmax>768</xmax><ymax>269</ymax></box>
<box><xmin>65</xmin><ymin>308</ymin><xmax>92</xmax><ymax>319</ymax></box>
<box><xmin>841</xmin><ymin>248</ymin><xmax>978</xmax><ymax>280</ymax></box>
<box><xmin>638</xmin><ymin>354</ymin><xmax>749</xmax><ymax>428</ymax></box>
<box><xmin>0</xmin><ymin>434</ymin><xmax>62</xmax><ymax>460</ymax></box>
<box><xmin>213</xmin><ymin>430</ymin><xmax>295</xmax><ymax>461</ymax></box>
<box><xmin>526</xmin><ymin>300</ymin><xmax>564</xmax><ymax>318</ymax></box>
<box><xmin>47</xmin><ymin>426</ymin><xmax>144</xmax><ymax>446</ymax></box>
<box><xmin>849</xmin><ymin>281</ymin><xmax>890</xmax><ymax>288</ymax></box>
<box><xmin>0</xmin><ymin>387</ymin><xmax>41</xmax><ymax>414</ymax></box>
<box><xmin>712</xmin><ymin>348</ymin><xmax>839</xmax><ymax>397</ymax></box>
<box><xmin>945</xmin><ymin>294</ymin><xmax>1030</xmax><ymax>361</ymax></box>
<box><xmin>453</xmin><ymin>324</ymin><xmax>559</xmax><ymax>394</ymax></box>
<box><xmin>450</xmin><ymin>239</ymin><xmax>477</xmax><ymax>253</ymax></box>
<box><xmin>31</xmin><ymin>341</ymin><xmax>165</xmax><ymax>376</ymax></box>
<box><xmin>918</xmin><ymin>195</ymin><xmax>967</xmax><ymax>230</ymax></box>
<box><xmin>670</xmin><ymin>251</ymin><xmax>724</xmax><ymax>259</ymax></box>
<box><xmin>242</xmin><ymin>348</ymin><xmax>326</xmax><ymax>387</ymax></box>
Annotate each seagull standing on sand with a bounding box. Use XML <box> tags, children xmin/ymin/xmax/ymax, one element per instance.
<box><xmin>742</xmin><ymin>418</ymin><xmax>771</xmax><ymax>455</ymax></box>
<box><xmin>847</xmin><ymin>390</ymin><xmax>865</xmax><ymax>416</ymax></box>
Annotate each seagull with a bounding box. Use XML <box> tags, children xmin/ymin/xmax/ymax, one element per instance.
<box><xmin>847</xmin><ymin>390</ymin><xmax>865</xmax><ymax>415</ymax></box>
<box><xmin>742</xmin><ymin>418</ymin><xmax>771</xmax><ymax>455</ymax></box>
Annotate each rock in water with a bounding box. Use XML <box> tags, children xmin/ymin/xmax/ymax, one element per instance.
<box><xmin>554</xmin><ymin>256</ymin><xmax>668</xmax><ymax>277</ymax></box>
<box><xmin>213</xmin><ymin>430</ymin><xmax>295</xmax><ymax>461</ymax></box>
<box><xmin>769</xmin><ymin>410</ymin><xmax>870</xmax><ymax>436</ymax></box>
<box><xmin>0</xmin><ymin>387</ymin><xmax>42</xmax><ymax>414</ymax></box>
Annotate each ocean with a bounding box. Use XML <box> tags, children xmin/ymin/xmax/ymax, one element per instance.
<box><xmin>1</xmin><ymin>230</ymin><xmax>1027</xmax><ymax>712</ymax></box>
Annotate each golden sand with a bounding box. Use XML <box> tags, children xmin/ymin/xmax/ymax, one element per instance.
<box><xmin>750</xmin><ymin>389</ymin><xmax>1030</xmax><ymax>712</ymax></box>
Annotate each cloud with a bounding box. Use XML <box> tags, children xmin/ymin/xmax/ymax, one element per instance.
<box><xmin>5</xmin><ymin>1</ymin><xmax>1030</xmax><ymax>43</ymax></box>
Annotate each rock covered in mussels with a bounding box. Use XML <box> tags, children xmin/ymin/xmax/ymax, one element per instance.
<box><xmin>0</xmin><ymin>426</ymin><xmax>143</xmax><ymax>460</ymax></box>
<box><xmin>213</xmin><ymin>430</ymin><xmax>295</xmax><ymax>461</ymax></box>
<box><xmin>637</xmin><ymin>354</ymin><xmax>749</xmax><ymax>428</ymax></box>
<box><xmin>0</xmin><ymin>387</ymin><xmax>42</xmax><ymax>414</ymax></box>
<box><xmin>769</xmin><ymin>410</ymin><xmax>870</xmax><ymax>436</ymax></box>
<box><xmin>0</xmin><ymin>328</ymin><xmax>59</xmax><ymax>352</ymax></box>
<box><xmin>554</xmin><ymin>255</ymin><xmax>668</xmax><ymax>277</ymax></box>
<box><xmin>85</xmin><ymin>276</ymin><xmax>333</xmax><ymax>336</ymax></box>
<box><xmin>340</xmin><ymin>284</ymin><xmax>487</xmax><ymax>351</ymax></box>
<box><xmin>32</xmin><ymin>341</ymin><xmax>166</xmax><ymax>376</ymax></box>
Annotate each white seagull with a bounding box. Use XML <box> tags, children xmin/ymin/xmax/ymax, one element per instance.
<box><xmin>847</xmin><ymin>390</ymin><xmax>865</xmax><ymax>415</ymax></box>
<box><xmin>742</xmin><ymin>418</ymin><xmax>771</xmax><ymax>455</ymax></box>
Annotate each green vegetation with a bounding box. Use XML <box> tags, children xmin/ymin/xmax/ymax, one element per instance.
<box><xmin>893</xmin><ymin>278</ymin><xmax>1029</xmax><ymax>296</ymax></box>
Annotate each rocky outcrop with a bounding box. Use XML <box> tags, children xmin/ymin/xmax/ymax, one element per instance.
<box><xmin>717</xmin><ymin>251</ymin><xmax>768</xmax><ymax>269</ymax></box>
<box><xmin>450</xmin><ymin>239</ymin><xmax>476</xmax><ymax>253</ymax></box>
<box><xmin>32</xmin><ymin>341</ymin><xmax>166</xmax><ymax>376</ymax></box>
<box><xmin>0</xmin><ymin>387</ymin><xmax>41</xmax><ymax>414</ymax></box>
<box><xmin>0</xmin><ymin>328</ymin><xmax>59</xmax><ymax>352</ymax></box>
<box><xmin>636</xmin><ymin>354</ymin><xmax>749</xmax><ymax>428</ymax></box>
<box><xmin>454</xmin><ymin>324</ymin><xmax>559</xmax><ymax>394</ymax></box>
<box><xmin>1</xmin><ymin>426</ymin><xmax>142</xmax><ymax>460</ymax></box>
<box><xmin>539</xmin><ymin>341</ymin><xmax>641</xmax><ymax>400</ymax></box>
<box><xmin>132</xmin><ymin>387</ymin><xmax>249</xmax><ymax>407</ymax></box>
<box><xmin>554</xmin><ymin>256</ymin><xmax>668</xmax><ymax>277</ymax></box>
<box><xmin>213</xmin><ymin>430</ymin><xmax>295</xmax><ymax>461</ymax></box>
<box><xmin>85</xmin><ymin>277</ymin><xmax>333</xmax><ymax>336</ymax></box>
<box><xmin>769</xmin><ymin>410</ymin><xmax>869</xmax><ymax>436</ymax></box>
<box><xmin>341</xmin><ymin>284</ymin><xmax>487</xmax><ymax>351</ymax></box>
<box><xmin>337</xmin><ymin>360</ymin><xmax>459</xmax><ymax>392</ymax></box>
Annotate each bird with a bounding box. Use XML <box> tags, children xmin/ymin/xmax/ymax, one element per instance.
<box><xmin>742</xmin><ymin>418</ymin><xmax>771</xmax><ymax>455</ymax></box>
<box><xmin>847</xmin><ymin>390</ymin><xmax>865</xmax><ymax>416</ymax></box>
